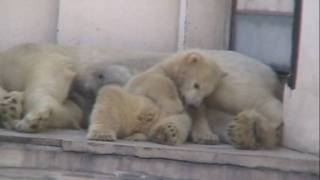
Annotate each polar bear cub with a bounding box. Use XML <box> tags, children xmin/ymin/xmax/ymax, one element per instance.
<box><xmin>87</xmin><ymin>85</ymin><xmax>160</xmax><ymax>141</ymax></box>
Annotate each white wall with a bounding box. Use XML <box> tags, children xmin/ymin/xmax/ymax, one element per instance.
<box><xmin>58</xmin><ymin>0</ymin><xmax>231</xmax><ymax>52</ymax></box>
<box><xmin>0</xmin><ymin>0</ymin><xmax>59</xmax><ymax>50</ymax></box>
<box><xmin>184</xmin><ymin>0</ymin><xmax>231</xmax><ymax>50</ymax></box>
<box><xmin>0</xmin><ymin>0</ymin><xmax>231</xmax><ymax>52</ymax></box>
<box><xmin>283</xmin><ymin>0</ymin><xmax>319</xmax><ymax>155</ymax></box>
<box><xmin>58</xmin><ymin>0</ymin><xmax>180</xmax><ymax>52</ymax></box>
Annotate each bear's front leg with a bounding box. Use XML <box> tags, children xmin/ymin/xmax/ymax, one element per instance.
<box><xmin>16</xmin><ymin>58</ymin><xmax>80</xmax><ymax>132</ymax></box>
<box><xmin>189</xmin><ymin>105</ymin><xmax>220</xmax><ymax>145</ymax></box>
<box><xmin>15</xmin><ymin>105</ymin><xmax>52</xmax><ymax>132</ymax></box>
<box><xmin>150</xmin><ymin>113</ymin><xmax>192</xmax><ymax>145</ymax></box>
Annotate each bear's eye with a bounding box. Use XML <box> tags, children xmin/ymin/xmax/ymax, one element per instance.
<box><xmin>194</xmin><ymin>83</ymin><xmax>200</xmax><ymax>89</ymax></box>
<box><xmin>97</xmin><ymin>74</ymin><xmax>104</xmax><ymax>80</ymax></box>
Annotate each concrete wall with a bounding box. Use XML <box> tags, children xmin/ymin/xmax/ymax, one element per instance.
<box><xmin>0</xmin><ymin>0</ymin><xmax>231</xmax><ymax>52</ymax></box>
<box><xmin>57</xmin><ymin>0</ymin><xmax>231</xmax><ymax>52</ymax></box>
<box><xmin>184</xmin><ymin>0</ymin><xmax>232</xmax><ymax>50</ymax></box>
<box><xmin>58</xmin><ymin>0</ymin><xmax>180</xmax><ymax>52</ymax></box>
<box><xmin>283</xmin><ymin>0</ymin><xmax>319</xmax><ymax>155</ymax></box>
<box><xmin>0</xmin><ymin>0</ymin><xmax>59</xmax><ymax>50</ymax></box>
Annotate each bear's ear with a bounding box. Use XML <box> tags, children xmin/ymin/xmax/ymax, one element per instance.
<box><xmin>186</xmin><ymin>52</ymin><xmax>203</xmax><ymax>64</ymax></box>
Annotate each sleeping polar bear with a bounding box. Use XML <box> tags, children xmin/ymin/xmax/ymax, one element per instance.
<box><xmin>0</xmin><ymin>51</ymin><xmax>82</xmax><ymax>131</ymax></box>
<box><xmin>191</xmin><ymin>50</ymin><xmax>283</xmax><ymax>149</ymax></box>
<box><xmin>88</xmin><ymin>50</ymin><xmax>283</xmax><ymax>149</ymax></box>
<box><xmin>87</xmin><ymin>51</ymin><xmax>226</xmax><ymax>145</ymax></box>
<box><xmin>0</xmin><ymin>44</ymin><xmax>135</xmax><ymax>131</ymax></box>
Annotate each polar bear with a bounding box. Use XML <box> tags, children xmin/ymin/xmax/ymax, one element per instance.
<box><xmin>0</xmin><ymin>44</ymin><xmax>134</xmax><ymax>132</ymax></box>
<box><xmin>0</xmin><ymin>51</ymin><xmax>83</xmax><ymax>132</ymax></box>
<box><xmin>188</xmin><ymin>50</ymin><xmax>283</xmax><ymax>149</ymax></box>
<box><xmin>88</xmin><ymin>85</ymin><xmax>160</xmax><ymax>142</ymax></box>
<box><xmin>88</xmin><ymin>85</ymin><xmax>192</xmax><ymax>145</ymax></box>
<box><xmin>88</xmin><ymin>51</ymin><xmax>226</xmax><ymax>145</ymax></box>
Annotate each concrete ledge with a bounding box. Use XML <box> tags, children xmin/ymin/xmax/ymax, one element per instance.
<box><xmin>0</xmin><ymin>168</ymin><xmax>124</xmax><ymax>180</ymax></box>
<box><xmin>0</xmin><ymin>129</ymin><xmax>318</xmax><ymax>180</ymax></box>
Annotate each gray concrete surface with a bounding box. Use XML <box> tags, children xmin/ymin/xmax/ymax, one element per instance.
<box><xmin>0</xmin><ymin>129</ymin><xmax>318</xmax><ymax>180</ymax></box>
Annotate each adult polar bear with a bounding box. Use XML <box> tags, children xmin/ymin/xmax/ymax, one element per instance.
<box><xmin>0</xmin><ymin>51</ymin><xmax>82</xmax><ymax>131</ymax></box>
<box><xmin>0</xmin><ymin>44</ymin><xmax>139</xmax><ymax>131</ymax></box>
<box><xmin>192</xmin><ymin>50</ymin><xmax>283</xmax><ymax>149</ymax></box>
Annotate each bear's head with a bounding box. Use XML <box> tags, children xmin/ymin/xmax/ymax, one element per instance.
<box><xmin>73</xmin><ymin>64</ymin><xmax>132</xmax><ymax>99</ymax></box>
<box><xmin>165</xmin><ymin>51</ymin><xmax>227</xmax><ymax>107</ymax></box>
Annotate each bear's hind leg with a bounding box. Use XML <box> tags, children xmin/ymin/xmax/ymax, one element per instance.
<box><xmin>227</xmin><ymin>110</ymin><xmax>261</xmax><ymax>149</ymax></box>
<box><xmin>227</xmin><ymin>98</ymin><xmax>283</xmax><ymax>149</ymax></box>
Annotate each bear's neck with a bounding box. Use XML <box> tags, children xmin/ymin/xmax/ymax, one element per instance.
<box><xmin>158</xmin><ymin>61</ymin><xmax>181</xmax><ymax>88</ymax></box>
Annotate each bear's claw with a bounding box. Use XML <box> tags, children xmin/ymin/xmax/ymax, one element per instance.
<box><xmin>0</xmin><ymin>91</ymin><xmax>24</xmax><ymax>130</ymax></box>
<box><xmin>87</xmin><ymin>129</ymin><xmax>117</xmax><ymax>141</ymax></box>
<box><xmin>151</xmin><ymin>122</ymin><xmax>180</xmax><ymax>145</ymax></box>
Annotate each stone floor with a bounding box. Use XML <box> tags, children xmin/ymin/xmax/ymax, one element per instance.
<box><xmin>0</xmin><ymin>129</ymin><xmax>318</xmax><ymax>180</ymax></box>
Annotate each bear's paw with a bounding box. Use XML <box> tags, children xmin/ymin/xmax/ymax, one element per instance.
<box><xmin>227</xmin><ymin>110</ymin><xmax>260</xmax><ymax>149</ymax></box>
<box><xmin>151</xmin><ymin>122</ymin><xmax>180</xmax><ymax>145</ymax></box>
<box><xmin>15</xmin><ymin>107</ymin><xmax>52</xmax><ymax>133</ymax></box>
<box><xmin>0</xmin><ymin>91</ymin><xmax>24</xmax><ymax>129</ymax></box>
